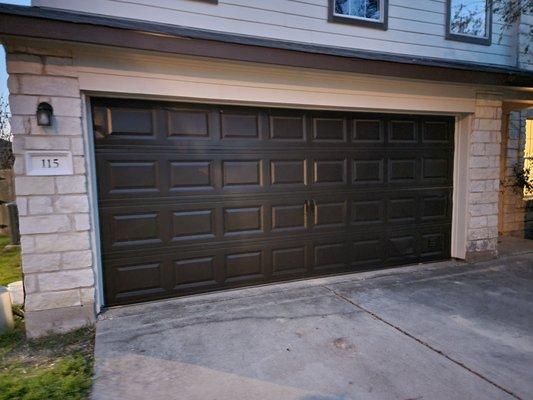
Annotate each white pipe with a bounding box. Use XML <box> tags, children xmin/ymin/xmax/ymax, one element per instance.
<box><xmin>0</xmin><ymin>287</ymin><xmax>14</xmax><ymax>333</ymax></box>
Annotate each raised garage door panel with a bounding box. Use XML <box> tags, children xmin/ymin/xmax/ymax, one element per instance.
<box><xmin>92</xmin><ymin>98</ymin><xmax>454</xmax><ymax>306</ymax></box>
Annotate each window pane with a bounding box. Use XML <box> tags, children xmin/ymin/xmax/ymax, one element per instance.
<box><xmin>449</xmin><ymin>0</ymin><xmax>488</xmax><ymax>37</ymax></box>
<box><xmin>334</xmin><ymin>0</ymin><xmax>381</xmax><ymax>20</ymax></box>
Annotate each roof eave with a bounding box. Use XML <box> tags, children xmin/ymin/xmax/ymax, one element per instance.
<box><xmin>0</xmin><ymin>4</ymin><xmax>532</xmax><ymax>88</ymax></box>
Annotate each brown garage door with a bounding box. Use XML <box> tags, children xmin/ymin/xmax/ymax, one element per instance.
<box><xmin>92</xmin><ymin>98</ymin><xmax>454</xmax><ymax>306</ymax></box>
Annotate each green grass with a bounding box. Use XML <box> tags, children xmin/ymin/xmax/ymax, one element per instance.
<box><xmin>0</xmin><ymin>236</ymin><xmax>94</xmax><ymax>399</ymax></box>
<box><xmin>0</xmin><ymin>322</ymin><xmax>95</xmax><ymax>400</ymax></box>
<box><xmin>0</xmin><ymin>235</ymin><xmax>21</xmax><ymax>286</ymax></box>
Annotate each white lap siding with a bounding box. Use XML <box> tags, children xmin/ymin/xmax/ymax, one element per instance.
<box><xmin>32</xmin><ymin>0</ymin><xmax>517</xmax><ymax>67</ymax></box>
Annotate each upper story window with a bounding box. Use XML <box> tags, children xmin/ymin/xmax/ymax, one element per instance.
<box><xmin>446</xmin><ymin>0</ymin><xmax>492</xmax><ymax>45</ymax></box>
<box><xmin>329</xmin><ymin>0</ymin><xmax>388</xmax><ymax>30</ymax></box>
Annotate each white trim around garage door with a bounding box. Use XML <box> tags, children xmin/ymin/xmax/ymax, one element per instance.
<box><xmin>76</xmin><ymin>49</ymin><xmax>478</xmax><ymax>306</ymax></box>
<box><xmin>81</xmin><ymin>94</ymin><xmax>105</xmax><ymax>311</ymax></box>
<box><xmin>451</xmin><ymin>114</ymin><xmax>471</xmax><ymax>260</ymax></box>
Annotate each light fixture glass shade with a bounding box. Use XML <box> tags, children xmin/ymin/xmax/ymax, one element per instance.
<box><xmin>36</xmin><ymin>102</ymin><xmax>53</xmax><ymax>126</ymax></box>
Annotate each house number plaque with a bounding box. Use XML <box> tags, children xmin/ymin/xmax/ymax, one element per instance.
<box><xmin>25</xmin><ymin>151</ymin><xmax>74</xmax><ymax>176</ymax></box>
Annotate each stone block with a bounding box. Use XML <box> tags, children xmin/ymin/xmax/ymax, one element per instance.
<box><xmin>20</xmin><ymin>235</ymin><xmax>35</xmax><ymax>254</ymax></box>
<box><xmin>488</xmin><ymin>156</ymin><xmax>499</xmax><ymax>168</ymax></box>
<box><xmin>25</xmin><ymin>305</ymin><xmax>95</xmax><ymax>339</ymax></box>
<box><xmin>22</xmin><ymin>253</ymin><xmax>61</xmax><ymax>273</ymax></box>
<box><xmin>6</xmin><ymin>53</ymin><xmax>42</xmax><ymax>75</ymax></box>
<box><xmin>470</xmin><ymin>180</ymin><xmax>485</xmax><ymax>193</ymax></box>
<box><xmin>44</xmin><ymin>56</ymin><xmax>77</xmax><ymax>77</ymax></box>
<box><xmin>12</xmin><ymin>136</ymin><xmax>25</xmax><ymax>153</ymax></box>
<box><xmin>13</xmin><ymin>157</ymin><xmax>25</xmax><ymax>175</ymax></box>
<box><xmin>16</xmin><ymin>197</ymin><xmax>28</xmax><ymax>216</ymax></box>
<box><xmin>70</xmin><ymin>138</ymin><xmax>85</xmax><ymax>155</ymax></box>
<box><xmin>475</xmin><ymin>118</ymin><xmax>501</xmax><ymax>131</ymax></box>
<box><xmin>56</xmin><ymin>175</ymin><xmax>87</xmax><ymax>194</ymax></box>
<box><xmin>18</xmin><ymin>75</ymin><xmax>79</xmax><ymax>97</ymax></box>
<box><xmin>474</xmin><ymin>106</ymin><xmax>499</xmax><ymax>119</ymax></box>
<box><xmin>470</xmin><ymin>143</ymin><xmax>485</xmax><ymax>156</ymax></box>
<box><xmin>471</xmin><ymin>131</ymin><xmax>492</xmax><ymax>143</ymax></box>
<box><xmin>9</xmin><ymin>115</ymin><xmax>30</xmax><ymax>135</ymax></box>
<box><xmin>15</xmin><ymin>176</ymin><xmax>55</xmax><ymax>195</ymax></box>
<box><xmin>62</xmin><ymin>250</ymin><xmax>93</xmax><ymax>269</ymax></box>
<box><xmin>488</xmin><ymin>227</ymin><xmax>498</xmax><ymax>238</ymax></box>
<box><xmin>48</xmin><ymin>97</ymin><xmax>82</xmax><ymax>117</ymax></box>
<box><xmin>73</xmin><ymin>213</ymin><xmax>91</xmax><ymax>231</ymax></box>
<box><xmin>38</xmin><ymin>268</ymin><xmax>94</xmax><ymax>292</ymax></box>
<box><xmin>54</xmin><ymin>195</ymin><xmax>89</xmax><ymax>213</ymax></box>
<box><xmin>7</xmin><ymin>75</ymin><xmax>19</xmax><ymax>94</ymax></box>
<box><xmin>467</xmin><ymin>237</ymin><xmax>498</xmax><ymax>253</ymax></box>
<box><xmin>29</xmin><ymin>196</ymin><xmax>53</xmax><ymax>215</ymax></box>
<box><xmin>470</xmin><ymin>203</ymin><xmax>497</xmax><ymax>217</ymax></box>
<box><xmin>469</xmin><ymin>156</ymin><xmax>489</xmax><ymax>168</ymax></box>
<box><xmin>9</xmin><ymin>94</ymin><xmax>37</xmax><ymax>115</ymax></box>
<box><xmin>34</xmin><ymin>232</ymin><xmax>90</xmax><ymax>253</ymax></box>
<box><xmin>23</xmin><ymin>274</ymin><xmax>39</xmax><ymax>294</ymax></box>
<box><xmin>468</xmin><ymin>228</ymin><xmax>490</xmax><ymax>241</ymax></box>
<box><xmin>26</xmin><ymin>290</ymin><xmax>81</xmax><ymax>312</ymax></box>
<box><xmin>470</xmin><ymin>192</ymin><xmax>499</xmax><ymax>204</ymax></box>
<box><xmin>19</xmin><ymin>215</ymin><xmax>72</xmax><ymax>235</ymax></box>
<box><xmin>469</xmin><ymin>216</ymin><xmax>487</xmax><ymax>229</ymax></box>
<box><xmin>470</xmin><ymin>167</ymin><xmax>499</xmax><ymax>180</ymax></box>
<box><xmin>73</xmin><ymin>156</ymin><xmax>86</xmax><ymax>174</ymax></box>
<box><xmin>465</xmin><ymin>248</ymin><xmax>497</xmax><ymax>262</ymax></box>
<box><xmin>80</xmin><ymin>287</ymin><xmax>95</xmax><ymax>305</ymax></box>
<box><xmin>24</xmin><ymin>136</ymin><xmax>70</xmax><ymax>150</ymax></box>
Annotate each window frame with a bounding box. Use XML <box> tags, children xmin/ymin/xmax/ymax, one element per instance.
<box><xmin>328</xmin><ymin>0</ymin><xmax>388</xmax><ymax>30</ymax></box>
<box><xmin>445</xmin><ymin>0</ymin><xmax>492</xmax><ymax>46</ymax></box>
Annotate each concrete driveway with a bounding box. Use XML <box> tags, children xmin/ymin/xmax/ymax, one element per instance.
<box><xmin>92</xmin><ymin>252</ymin><xmax>533</xmax><ymax>400</ymax></box>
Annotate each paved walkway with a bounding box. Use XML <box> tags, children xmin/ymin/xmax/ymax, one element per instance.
<box><xmin>92</xmin><ymin>251</ymin><xmax>533</xmax><ymax>400</ymax></box>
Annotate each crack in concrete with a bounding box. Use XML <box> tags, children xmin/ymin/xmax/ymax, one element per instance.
<box><xmin>323</xmin><ymin>285</ymin><xmax>523</xmax><ymax>400</ymax></box>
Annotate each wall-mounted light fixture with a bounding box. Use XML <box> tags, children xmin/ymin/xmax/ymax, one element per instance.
<box><xmin>36</xmin><ymin>102</ymin><xmax>53</xmax><ymax>127</ymax></box>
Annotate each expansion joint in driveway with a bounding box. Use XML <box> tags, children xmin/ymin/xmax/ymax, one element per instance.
<box><xmin>322</xmin><ymin>285</ymin><xmax>523</xmax><ymax>400</ymax></box>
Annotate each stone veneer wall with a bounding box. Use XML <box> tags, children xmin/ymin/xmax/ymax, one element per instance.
<box><xmin>6</xmin><ymin>43</ymin><xmax>96</xmax><ymax>338</ymax></box>
<box><xmin>466</xmin><ymin>93</ymin><xmax>502</xmax><ymax>260</ymax></box>
<box><xmin>499</xmin><ymin>109</ymin><xmax>533</xmax><ymax>237</ymax></box>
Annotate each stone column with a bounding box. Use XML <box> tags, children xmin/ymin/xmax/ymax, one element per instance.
<box><xmin>496</xmin><ymin>9</ymin><xmax>532</xmax><ymax>239</ymax></box>
<box><xmin>499</xmin><ymin>109</ymin><xmax>533</xmax><ymax>237</ymax></box>
<box><xmin>466</xmin><ymin>93</ymin><xmax>502</xmax><ymax>260</ymax></box>
<box><xmin>7</xmin><ymin>43</ymin><xmax>96</xmax><ymax>337</ymax></box>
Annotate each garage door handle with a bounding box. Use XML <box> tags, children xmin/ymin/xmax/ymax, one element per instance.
<box><xmin>311</xmin><ymin>199</ymin><xmax>317</xmax><ymax>214</ymax></box>
<box><xmin>304</xmin><ymin>200</ymin><xmax>315</xmax><ymax>217</ymax></box>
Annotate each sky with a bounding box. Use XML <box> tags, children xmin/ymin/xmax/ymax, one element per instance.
<box><xmin>0</xmin><ymin>0</ymin><xmax>31</xmax><ymax>102</ymax></box>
